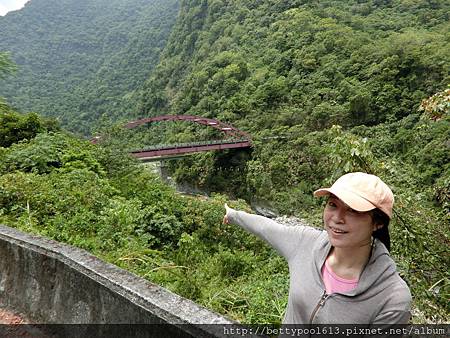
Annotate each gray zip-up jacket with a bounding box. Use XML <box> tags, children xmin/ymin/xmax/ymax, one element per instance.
<box><xmin>226</xmin><ymin>208</ymin><xmax>411</xmax><ymax>324</ymax></box>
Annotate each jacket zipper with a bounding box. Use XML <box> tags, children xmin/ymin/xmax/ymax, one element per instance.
<box><xmin>309</xmin><ymin>290</ymin><xmax>330</xmax><ymax>324</ymax></box>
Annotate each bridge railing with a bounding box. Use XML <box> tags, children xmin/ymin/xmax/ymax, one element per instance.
<box><xmin>130</xmin><ymin>138</ymin><xmax>250</xmax><ymax>153</ymax></box>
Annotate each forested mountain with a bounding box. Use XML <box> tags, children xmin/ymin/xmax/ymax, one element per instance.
<box><xmin>142</xmin><ymin>0</ymin><xmax>448</xmax><ymax>128</ymax></box>
<box><xmin>0</xmin><ymin>0</ymin><xmax>179</xmax><ymax>133</ymax></box>
<box><xmin>0</xmin><ymin>0</ymin><xmax>448</xmax><ymax>324</ymax></box>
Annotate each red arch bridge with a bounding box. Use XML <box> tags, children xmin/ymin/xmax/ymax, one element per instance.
<box><xmin>92</xmin><ymin>115</ymin><xmax>252</xmax><ymax>161</ymax></box>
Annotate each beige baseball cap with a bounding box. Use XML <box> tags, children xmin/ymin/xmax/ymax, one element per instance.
<box><xmin>314</xmin><ymin>172</ymin><xmax>394</xmax><ymax>218</ymax></box>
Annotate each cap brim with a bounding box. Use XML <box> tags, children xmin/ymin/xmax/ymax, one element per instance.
<box><xmin>313</xmin><ymin>187</ymin><xmax>376</xmax><ymax>212</ymax></box>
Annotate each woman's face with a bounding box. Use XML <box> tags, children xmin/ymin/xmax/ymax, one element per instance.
<box><xmin>323</xmin><ymin>195</ymin><xmax>378</xmax><ymax>249</ymax></box>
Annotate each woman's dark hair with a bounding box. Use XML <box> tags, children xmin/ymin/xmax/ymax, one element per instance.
<box><xmin>371</xmin><ymin>209</ymin><xmax>391</xmax><ymax>252</ymax></box>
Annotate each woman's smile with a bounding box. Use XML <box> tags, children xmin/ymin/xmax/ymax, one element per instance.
<box><xmin>328</xmin><ymin>225</ymin><xmax>348</xmax><ymax>235</ymax></box>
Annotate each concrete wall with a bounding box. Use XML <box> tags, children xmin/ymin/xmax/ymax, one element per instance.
<box><xmin>0</xmin><ymin>225</ymin><xmax>238</xmax><ymax>337</ymax></box>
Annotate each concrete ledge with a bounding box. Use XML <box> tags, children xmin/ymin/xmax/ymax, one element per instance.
<box><xmin>0</xmin><ymin>225</ymin><xmax>236</xmax><ymax>337</ymax></box>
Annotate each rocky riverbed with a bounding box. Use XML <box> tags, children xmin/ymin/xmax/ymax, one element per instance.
<box><xmin>274</xmin><ymin>215</ymin><xmax>312</xmax><ymax>228</ymax></box>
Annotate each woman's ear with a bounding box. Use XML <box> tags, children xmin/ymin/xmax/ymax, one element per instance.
<box><xmin>371</xmin><ymin>209</ymin><xmax>388</xmax><ymax>232</ymax></box>
<box><xmin>372</xmin><ymin>223</ymin><xmax>383</xmax><ymax>232</ymax></box>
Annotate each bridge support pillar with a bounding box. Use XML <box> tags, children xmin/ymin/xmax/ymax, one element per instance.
<box><xmin>156</xmin><ymin>161</ymin><xmax>174</xmax><ymax>186</ymax></box>
<box><xmin>143</xmin><ymin>161</ymin><xmax>174</xmax><ymax>186</ymax></box>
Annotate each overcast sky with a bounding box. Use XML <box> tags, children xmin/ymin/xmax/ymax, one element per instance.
<box><xmin>0</xmin><ymin>0</ymin><xmax>30</xmax><ymax>16</ymax></box>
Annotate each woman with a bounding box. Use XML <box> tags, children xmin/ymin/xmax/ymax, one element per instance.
<box><xmin>223</xmin><ymin>172</ymin><xmax>411</xmax><ymax>324</ymax></box>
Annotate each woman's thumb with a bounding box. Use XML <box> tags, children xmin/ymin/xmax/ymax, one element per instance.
<box><xmin>225</xmin><ymin>203</ymin><xmax>234</xmax><ymax>212</ymax></box>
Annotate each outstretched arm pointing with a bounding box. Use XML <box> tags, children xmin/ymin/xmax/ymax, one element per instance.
<box><xmin>221</xmin><ymin>203</ymin><xmax>312</xmax><ymax>260</ymax></box>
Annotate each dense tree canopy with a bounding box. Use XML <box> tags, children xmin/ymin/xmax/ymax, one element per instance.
<box><xmin>0</xmin><ymin>52</ymin><xmax>17</xmax><ymax>112</ymax></box>
<box><xmin>0</xmin><ymin>0</ymin><xmax>179</xmax><ymax>134</ymax></box>
<box><xmin>141</xmin><ymin>0</ymin><xmax>449</xmax><ymax>131</ymax></box>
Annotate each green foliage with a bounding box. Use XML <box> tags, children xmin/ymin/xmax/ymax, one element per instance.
<box><xmin>0</xmin><ymin>51</ymin><xmax>16</xmax><ymax>80</ymax></box>
<box><xmin>141</xmin><ymin>0</ymin><xmax>449</xmax><ymax>130</ymax></box>
<box><xmin>96</xmin><ymin>197</ymin><xmax>153</xmax><ymax>251</ymax></box>
<box><xmin>0</xmin><ymin>51</ymin><xmax>16</xmax><ymax>113</ymax></box>
<box><xmin>0</xmin><ymin>111</ymin><xmax>58</xmax><ymax>148</ymax></box>
<box><xmin>323</xmin><ymin>125</ymin><xmax>375</xmax><ymax>181</ymax></box>
<box><xmin>1</xmin><ymin>132</ymin><xmax>102</xmax><ymax>175</ymax></box>
<box><xmin>0</xmin><ymin>0</ymin><xmax>180</xmax><ymax>134</ymax></box>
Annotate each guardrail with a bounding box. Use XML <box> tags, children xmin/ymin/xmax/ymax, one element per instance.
<box><xmin>0</xmin><ymin>225</ymin><xmax>238</xmax><ymax>337</ymax></box>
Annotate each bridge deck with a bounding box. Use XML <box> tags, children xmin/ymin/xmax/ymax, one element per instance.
<box><xmin>130</xmin><ymin>139</ymin><xmax>251</xmax><ymax>160</ymax></box>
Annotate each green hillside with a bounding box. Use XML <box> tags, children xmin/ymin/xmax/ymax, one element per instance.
<box><xmin>141</xmin><ymin>0</ymin><xmax>448</xmax><ymax>125</ymax></box>
<box><xmin>0</xmin><ymin>0</ymin><xmax>448</xmax><ymax>324</ymax></box>
<box><xmin>0</xmin><ymin>0</ymin><xmax>179</xmax><ymax>133</ymax></box>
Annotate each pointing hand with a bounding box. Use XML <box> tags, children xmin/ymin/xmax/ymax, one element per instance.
<box><xmin>223</xmin><ymin>203</ymin><xmax>231</xmax><ymax>224</ymax></box>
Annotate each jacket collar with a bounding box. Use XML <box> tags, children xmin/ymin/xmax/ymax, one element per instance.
<box><xmin>312</xmin><ymin>233</ymin><xmax>393</xmax><ymax>297</ymax></box>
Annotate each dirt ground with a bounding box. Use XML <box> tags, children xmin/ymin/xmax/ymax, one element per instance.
<box><xmin>0</xmin><ymin>309</ymin><xmax>41</xmax><ymax>337</ymax></box>
<box><xmin>0</xmin><ymin>308</ymin><xmax>28</xmax><ymax>324</ymax></box>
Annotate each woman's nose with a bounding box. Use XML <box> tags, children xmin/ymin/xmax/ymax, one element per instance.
<box><xmin>333</xmin><ymin>208</ymin><xmax>346</xmax><ymax>223</ymax></box>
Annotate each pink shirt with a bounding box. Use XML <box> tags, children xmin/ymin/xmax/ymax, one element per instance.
<box><xmin>321</xmin><ymin>258</ymin><xmax>359</xmax><ymax>294</ymax></box>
